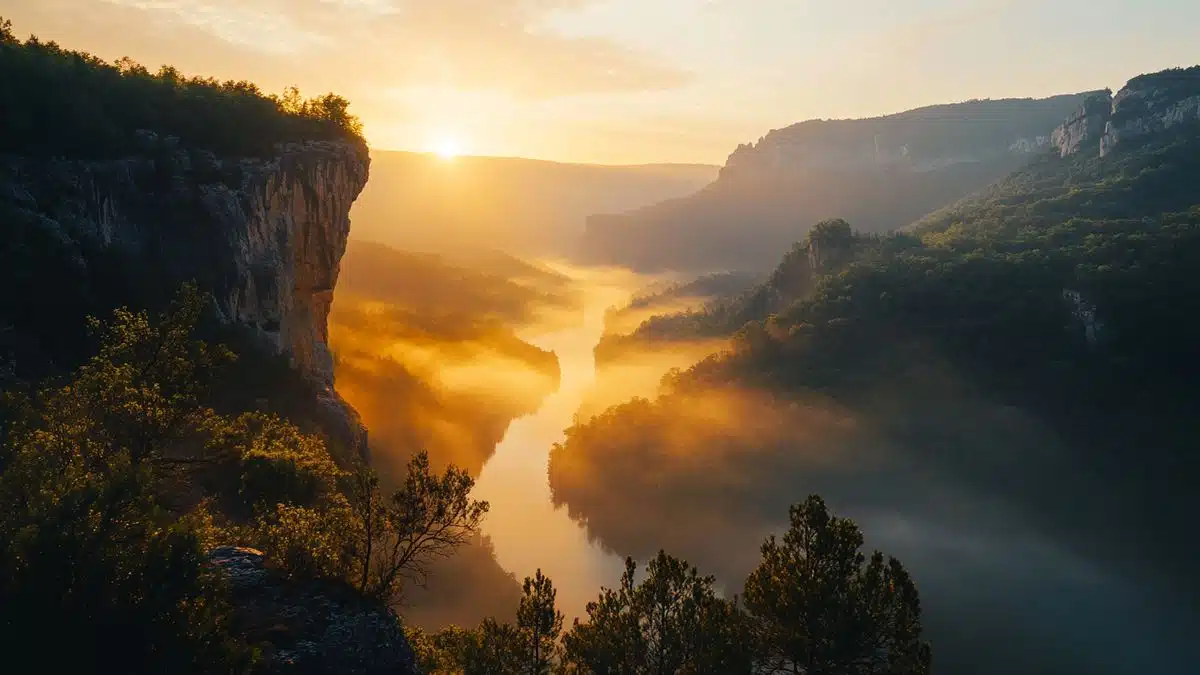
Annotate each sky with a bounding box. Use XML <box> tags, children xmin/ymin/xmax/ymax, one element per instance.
<box><xmin>6</xmin><ymin>0</ymin><xmax>1199</xmax><ymax>164</ymax></box>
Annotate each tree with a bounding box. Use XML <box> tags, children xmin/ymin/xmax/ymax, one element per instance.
<box><xmin>205</xmin><ymin>411</ymin><xmax>344</xmax><ymax>513</ymax></box>
<box><xmin>743</xmin><ymin>495</ymin><xmax>931</xmax><ymax>675</ymax></box>
<box><xmin>414</xmin><ymin>621</ymin><xmax>525</xmax><ymax>675</ymax></box>
<box><xmin>562</xmin><ymin>552</ymin><xmax>751</xmax><ymax>674</ymax></box>
<box><xmin>517</xmin><ymin>569</ymin><xmax>564</xmax><ymax>674</ymax></box>
<box><xmin>468</xmin><ymin>618</ymin><xmax>527</xmax><ymax>675</ymax></box>
<box><xmin>352</xmin><ymin>452</ymin><xmax>489</xmax><ymax>604</ymax></box>
<box><xmin>0</xmin><ymin>287</ymin><xmax>246</xmax><ymax>673</ymax></box>
<box><xmin>249</xmin><ymin>497</ymin><xmax>358</xmax><ymax>581</ymax></box>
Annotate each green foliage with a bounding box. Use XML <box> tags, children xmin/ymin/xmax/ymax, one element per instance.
<box><xmin>3</xmin><ymin>283</ymin><xmax>231</xmax><ymax>471</ymax></box>
<box><xmin>414</xmin><ymin>620</ymin><xmax>525</xmax><ymax>674</ymax></box>
<box><xmin>743</xmin><ymin>496</ymin><xmax>930</xmax><ymax>675</ymax></box>
<box><xmin>249</xmin><ymin>497</ymin><xmax>360</xmax><ymax>582</ymax></box>
<box><xmin>348</xmin><ymin>452</ymin><xmax>490</xmax><ymax>603</ymax></box>
<box><xmin>0</xmin><ymin>286</ymin><xmax>249</xmax><ymax>673</ymax></box>
<box><xmin>592</xmin><ymin>127</ymin><xmax>1200</xmax><ymax>406</ymax></box>
<box><xmin>413</xmin><ymin>569</ymin><xmax>564</xmax><ymax>674</ymax></box>
<box><xmin>0</xmin><ymin>280</ymin><xmax>499</xmax><ymax>671</ymax></box>
<box><xmin>408</xmin><ymin>502</ymin><xmax>926</xmax><ymax>674</ymax></box>
<box><xmin>207</xmin><ymin>411</ymin><xmax>345</xmax><ymax>511</ymax></box>
<box><xmin>0</xmin><ymin>17</ymin><xmax>363</xmax><ymax>157</ymax></box>
<box><xmin>518</xmin><ymin>569</ymin><xmax>566</xmax><ymax>674</ymax></box>
<box><xmin>562</xmin><ymin>552</ymin><xmax>753</xmax><ymax>675</ymax></box>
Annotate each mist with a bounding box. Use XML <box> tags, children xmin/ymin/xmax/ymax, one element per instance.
<box><xmin>548</xmin><ymin>350</ymin><xmax>1199</xmax><ymax>675</ymax></box>
<box><xmin>350</xmin><ymin>152</ymin><xmax>717</xmax><ymax>258</ymax></box>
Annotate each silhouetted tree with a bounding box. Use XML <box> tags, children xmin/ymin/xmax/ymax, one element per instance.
<box><xmin>517</xmin><ymin>569</ymin><xmax>564</xmax><ymax>674</ymax></box>
<box><xmin>0</xmin><ymin>16</ymin><xmax>363</xmax><ymax>158</ymax></box>
<box><xmin>743</xmin><ymin>495</ymin><xmax>931</xmax><ymax>675</ymax></box>
<box><xmin>0</xmin><ymin>287</ymin><xmax>247</xmax><ymax>673</ymax></box>
<box><xmin>350</xmin><ymin>452</ymin><xmax>489</xmax><ymax>604</ymax></box>
<box><xmin>562</xmin><ymin>551</ymin><xmax>752</xmax><ymax>674</ymax></box>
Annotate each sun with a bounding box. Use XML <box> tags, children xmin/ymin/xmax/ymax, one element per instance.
<box><xmin>432</xmin><ymin>134</ymin><xmax>465</xmax><ymax>160</ymax></box>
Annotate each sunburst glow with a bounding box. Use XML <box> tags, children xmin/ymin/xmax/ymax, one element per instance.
<box><xmin>433</xmin><ymin>135</ymin><xmax>465</xmax><ymax>160</ymax></box>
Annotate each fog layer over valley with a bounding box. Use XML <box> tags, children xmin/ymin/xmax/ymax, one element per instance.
<box><xmin>330</xmin><ymin>70</ymin><xmax>1199</xmax><ymax>673</ymax></box>
<box><xmin>351</xmin><ymin>152</ymin><xmax>718</xmax><ymax>258</ymax></box>
<box><xmin>7</xmin><ymin>11</ymin><xmax>1199</xmax><ymax>674</ymax></box>
<box><xmin>548</xmin><ymin>72</ymin><xmax>1200</xmax><ymax>674</ymax></box>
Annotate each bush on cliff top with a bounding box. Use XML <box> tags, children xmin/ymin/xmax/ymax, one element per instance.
<box><xmin>0</xmin><ymin>17</ymin><xmax>364</xmax><ymax>158</ymax></box>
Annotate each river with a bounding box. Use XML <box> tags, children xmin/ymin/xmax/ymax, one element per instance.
<box><xmin>470</xmin><ymin>288</ymin><xmax>629</xmax><ymax>622</ymax></box>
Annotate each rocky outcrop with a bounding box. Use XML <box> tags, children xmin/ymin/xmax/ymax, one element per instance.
<box><xmin>718</xmin><ymin>94</ymin><xmax>1092</xmax><ymax>181</ymax></box>
<box><xmin>209</xmin><ymin>547</ymin><xmax>419</xmax><ymax>675</ymax></box>
<box><xmin>1101</xmin><ymin>67</ymin><xmax>1200</xmax><ymax>157</ymax></box>
<box><xmin>1051</xmin><ymin>91</ymin><xmax>1113</xmax><ymax>157</ymax></box>
<box><xmin>0</xmin><ymin>135</ymin><xmax>370</xmax><ymax>450</ymax></box>
<box><xmin>1</xmin><ymin>135</ymin><xmax>368</xmax><ymax>384</ymax></box>
<box><xmin>1050</xmin><ymin>67</ymin><xmax>1200</xmax><ymax>159</ymax></box>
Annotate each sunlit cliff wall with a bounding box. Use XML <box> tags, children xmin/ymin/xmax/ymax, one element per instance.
<box><xmin>1</xmin><ymin>134</ymin><xmax>370</xmax><ymax>446</ymax></box>
<box><xmin>1052</xmin><ymin>67</ymin><xmax>1200</xmax><ymax>159</ymax></box>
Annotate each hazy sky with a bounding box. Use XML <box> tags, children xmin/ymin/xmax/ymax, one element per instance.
<box><xmin>7</xmin><ymin>0</ymin><xmax>1198</xmax><ymax>164</ymax></box>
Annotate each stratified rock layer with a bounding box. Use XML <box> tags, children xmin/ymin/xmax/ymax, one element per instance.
<box><xmin>2</xmin><ymin>137</ymin><xmax>368</xmax><ymax>384</ymax></box>
<box><xmin>1051</xmin><ymin>67</ymin><xmax>1200</xmax><ymax>159</ymax></box>
<box><xmin>1</xmin><ymin>136</ymin><xmax>370</xmax><ymax>450</ymax></box>
<box><xmin>1050</xmin><ymin>92</ymin><xmax>1113</xmax><ymax>157</ymax></box>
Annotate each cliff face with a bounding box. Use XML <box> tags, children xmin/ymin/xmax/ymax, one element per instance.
<box><xmin>1051</xmin><ymin>92</ymin><xmax>1113</xmax><ymax>157</ymax></box>
<box><xmin>719</xmin><ymin>95</ymin><xmax>1092</xmax><ymax>181</ymax></box>
<box><xmin>580</xmin><ymin>93</ymin><xmax>1095</xmax><ymax>273</ymax></box>
<box><xmin>1052</xmin><ymin>67</ymin><xmax>1200</xmax><ymax>159</ymax></box>
<box><xmin>1</xmin><ymin>135</ymin><xmax>371</xmax><ymax>454</ymax></box>
<box><xmin>1102</xmin><ymin>68</ymin><xmax>1200</xmax><ymax>157</ymax></box>
<box><xmin>1</xmin><ymin>134</ymin><xmax>369</xmax><ymax>386</ymax></box>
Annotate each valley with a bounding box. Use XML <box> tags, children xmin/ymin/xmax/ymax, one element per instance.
<box><xmin>2</xmin><ymin>10</ymin><xmax>1198</xmax><ymax>673</ymax></box>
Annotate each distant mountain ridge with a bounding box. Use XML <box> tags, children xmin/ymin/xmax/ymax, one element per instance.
<box><xmin>579</xmin><ymin>92</ymin><xmax>1100</xmax><ymax>273</ymax></box>
<box><xmin>350</xmin><ymin>151</ymin><xmax>718</xmax><ymax>258</ymax></box>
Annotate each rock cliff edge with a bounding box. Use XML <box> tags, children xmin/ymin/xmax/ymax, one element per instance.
<box><xmin>1</xmin><ymin>135</ymin><xmax>371</xmax><ymax>450</ymax></box>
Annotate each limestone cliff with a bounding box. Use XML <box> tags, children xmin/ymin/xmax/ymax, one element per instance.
<box><xmin>1</xmin><ymin>134</ymin><xmax>370</xmax><ymax>449</ymax></box>
<box><xmin>1102</xmin><ymin>67</ymin><xmax>1200</xmax><ymax>157</ymax></box>
<box><xmin>1051</xmin><ymin>66</ymin><xmax>1200</xmax><ymax>159</ymax></box>
<box><xmin>1050</xmin><ymin>91</ymin><xmax>1113</xmax><ymax>157</ymax></box>
<box><xmin>719</xmin><ymin>94</ymin><xmax>1093</xmax><ymax>181</ymax></box>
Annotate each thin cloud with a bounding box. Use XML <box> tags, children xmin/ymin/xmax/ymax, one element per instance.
<box><xmin>19</xmin><ymin>0</ymin><xmax>689</xmax><ymax>98</ymax></box>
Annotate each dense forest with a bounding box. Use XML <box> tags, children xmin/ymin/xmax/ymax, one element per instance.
<box><xmin>0</xmin><ymin>287</ymin><xmax>933</xmax><ymax>673</ymax></box>
<box><xmin>551</xmin><ymin>106</ymin><xmax>1200</xmax><ymax>672</ymax></box>
<box><xmin>0</xmin><ymin>18</ymin><xmax>361</xmax><ymax>158</ymax></box>
<box><xmin>4</xmin><ymin>10</ymin><xmax>1196</xmax><ymax>673</ymax></box>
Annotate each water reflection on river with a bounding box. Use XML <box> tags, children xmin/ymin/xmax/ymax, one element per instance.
<box><xmin>471</xmin><ymin>283</ymin><xmax>629</xmax><ymax>622</ymax></box>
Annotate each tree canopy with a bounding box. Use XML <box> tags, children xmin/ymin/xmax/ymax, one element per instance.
<box><xmin>0</xmin><ymin>16</ymin><xmax>363</xmax><ymax>158</ymax></box>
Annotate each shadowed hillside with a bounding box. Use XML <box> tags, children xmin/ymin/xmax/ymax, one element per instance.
<box><xmin>580</xmin><ymin>93</ymin><xmax>1098</xmax><ymax>272</ymax></box>
<box><xmin>551</xmin><ymin>69</ymin><xmax>1200</xmax><ymax>675</ymax></box>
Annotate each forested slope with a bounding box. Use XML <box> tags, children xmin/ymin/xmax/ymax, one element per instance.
<box><xmin>550</xmin><ymin>69</ymin><xmax>1200</xmax><ymax>675</ymax></box>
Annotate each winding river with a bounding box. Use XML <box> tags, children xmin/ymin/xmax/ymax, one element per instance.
<box><xmin>470</xmin><ymin>288</ymin><xmax>628</xmax><ymax>621</ymax></box>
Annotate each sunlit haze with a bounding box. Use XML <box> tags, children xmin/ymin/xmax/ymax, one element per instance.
<box><xmin>6</xmin><ymin>0</ymin><xmax>1198</xmax><ymax>164</ymax></box>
